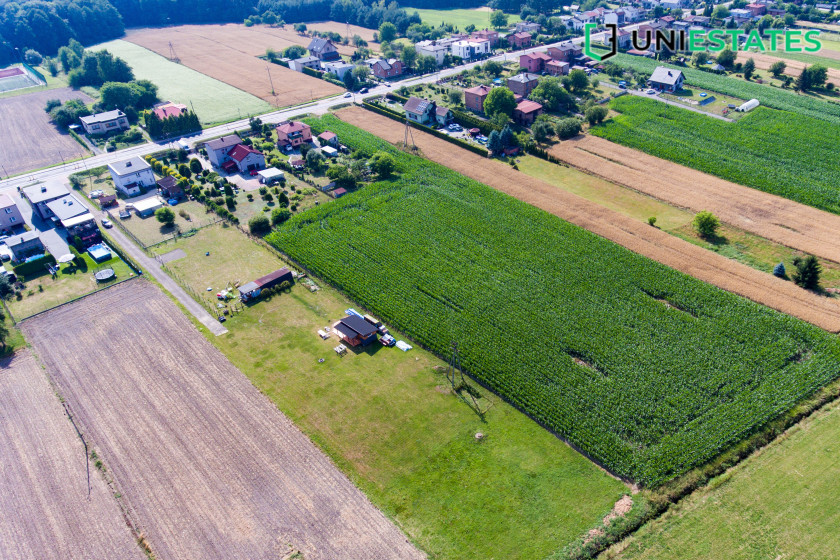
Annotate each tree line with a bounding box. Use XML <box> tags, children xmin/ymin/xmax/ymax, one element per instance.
<box><xmin>144</xmin><ymin>109</ymin><xmax>201</xmax><ymax>139</ymax></box>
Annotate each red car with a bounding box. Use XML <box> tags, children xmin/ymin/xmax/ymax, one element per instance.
<box><xmin>250</xmin><ymin>170</ymin><xmax>259</xmax><ymax>176</ymax></box>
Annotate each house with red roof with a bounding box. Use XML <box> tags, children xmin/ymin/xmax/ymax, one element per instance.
<box><xmin>464</xmin><ymin>84</ymin><xmax>492</xmax><ymax>112</ymax></box>
<box><xmin>546</xmin><ymin>60</ymin><xmax>570</xmax><ymax>76</ymax></box>
<box><xmin>152</xmin><ymin>101</ymin><xmax>188</xmax><ymax>120</ymax></box>
<box><xmin>225</xmin><ymin>144</ymin><xmax>265</xmax><ymax>173</ymax></box>
<box><xmin>318</xmin><ymin>131</ymin><xmax>339</xmax><ymax>148</ymax></box>
<box><xmin>519</xmin><ymin>51</ymin><xmax>552</xmax><ymax>73</ymax></box>
<box><xmin>513</xmin><ymin>99</ymin><xmax>543</xmax><ymax>126</ymax></box>
<box><xmin>508</xmin><ymin>32</ymin><xmax>532</xmax><ymax>49</ymax></box>
<box><xmin>276</xmin><ymin>121</ymin><xmax>312</xmax><ymax>149</ymax></box>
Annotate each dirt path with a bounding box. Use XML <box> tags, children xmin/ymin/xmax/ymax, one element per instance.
<box><xmin>336</xmin><ymin>106</ymin><xmax>840</xmax><ymax>332</ymax></box>
<box><xmin>735</xmin><ymin>51</ymin><xmax>840</xmax><ymax>87</ymax></box>
<box><xmin>547</xmin><ymin>134</ymin><xmax>840</xmax><ymax>265</ymax></box>
<box><xmin>23</xmin><ymin>280</ymin><xmax>424</xmax><ymax>560</ymax></box>
<box><xmin>0</xmin><ymin>350</ymin><xmax>144</xmax><ymax>560</ymax></box>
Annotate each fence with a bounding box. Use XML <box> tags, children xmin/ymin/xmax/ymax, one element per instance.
<box><xmin>105</xmin><ymin>209</ymin><xmax>222</xmax><ymax>252</ymax></box>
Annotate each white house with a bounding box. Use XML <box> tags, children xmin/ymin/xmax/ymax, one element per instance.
<box><xmin>323</xmin><ymin>61</ymin><xmax>354</xmax><ymax>80</ymax></box>
<box><xmin>108</xmin><ymin>157</ymin><xmax>155</xmax><ymax>197</ymax></box>
<box><xmin>648</xmin><ymin>66</ymin><xmax>684</xmax><ymax>92</ymax></box>
<box><xmin>451</xmin><ymin>39</ymin><xmax>491</xmax><ymax>60</ymax></box>
<box><xmin>205</xmin><ymin>135</ymin><xmax>242</xmax><ymax>167</ymax></box>
<box><xmin>79</xmin><ymin>110</ymin><xmax>129</xmax><ymax>135</ymax></box>
<box><xmin>0</xmin><ymin>194</ymin><xmax>23</xmax><ymax>234</ymax></box>
<box><xmin>289</xmin><ymin>56</ymin><xmax>321</xmax><ymax>72</ymax></box>
<box><xmin>515</xmin><ymin>21</ymin><xmax>541</xmax><ymax>33</ymax></box>
<box><xmin>414</xmin><ymin>40</ymin><xmax>449</xmax><ymax>66</ymax></box>
<box><xmin>568</xmin><ymin>17</ymin><xmax>586</xmax><ymax>31</ymax></box>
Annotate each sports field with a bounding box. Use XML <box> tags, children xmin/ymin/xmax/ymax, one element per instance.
<box><xmin>610</xmin><ymin>398</ymin><xmax>840</xmax><ymax>560</ymax></box>
<box><xmin>405</xmin><ymin>7</ymin><xmax>520</xmax><ymax>30</ymax></box>
<box><xmin>270</xmin><ymin>114</ymin><xmax>840</xmax><ymax>486</ymax></box>
<box><xmin>0</xmin><ymin>64</ymin><xmax>43</xmax><ymax>93</ymax></box>
<box><xmin>91</xmin><ymin>40</ymin><xmax>270</xmax><ymax>124</ymax></box>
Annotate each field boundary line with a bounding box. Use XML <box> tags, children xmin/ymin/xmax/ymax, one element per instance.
<box><xmin>15</xmin><ymin>276</ymin><xmax>141</xmax><ymax>324</ymax></box>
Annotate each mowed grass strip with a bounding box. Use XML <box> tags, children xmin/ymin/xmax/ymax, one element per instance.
<box><xmin>269</xmin><ymin>114</ymin><xmax>840</xmax><ymax>486</ymax></box>
<box><xmin>150</xmin><ymin>224</ymin><xmax>628</xmax><ymax>560</ymax></box>
<box><xmin>91</xmin><ymin>40</ymin><xmax>270</xmax><ymax>125</ymax></box>
<box><xmin>592</xmin><ymin>96</ymin><xmax>840</xmax><ymax>213</ymax></box>
<box><xmin>406</xmin><ymin>7</ymin><xmax>519</xmax><ymax>29</ymax></box>
<box><xmin>609</xmin><ymin>399</ymin><xmax>840</xmax><ymax>560</ymax></box>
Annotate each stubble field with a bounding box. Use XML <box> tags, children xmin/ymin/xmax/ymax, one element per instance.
<box><xmin>0</xmin><ymin>88</ymin><xmax>92</xmax><ymax>177</ymax></box>
<box><xmin>22</xmin><ymin>280</ymin><xmax>423</xmax><ymax>560</ymax></box>
<box><xmin>126</xmin><ymin>25</ymin><xmax>343</xmax><ymax>108</ymax></box>
<box><xmin>0</xmin><ymin>351</ymin><xmax>143</xmax><ymax>559</ymax></box>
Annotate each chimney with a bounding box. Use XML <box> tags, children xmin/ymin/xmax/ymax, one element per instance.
<box><xmin>41</xmin><ymin>186</ymin><xmax>47</xmax><ymax>192</ymax></box>
<box><xmin>126</xmin><ymin>161</ymin><xmax>132</xmax><ymax>167</ymax></box>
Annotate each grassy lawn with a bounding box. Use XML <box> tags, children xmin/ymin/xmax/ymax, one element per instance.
<box><xmin>405</xmin><ymin>7</ymin><xmax>519</xmax><ymax>30</ymax></box>
<box><xmin>6</xmin><ymin>250</ymin><xmax>135</xmax><ymax>319</ymax></box>
<box><xmin>90</xmin><ymin>40</ymin><xmax>271</xmax><ymax>125</ymax></box>
<box><xmin>609</xmin><ymin>399</ymin><xmax>840</xmax><ymax>560</ymax></box>
<box><xmin>768</xmin><ymin>48</ymin><xmax>840</xmax><ymax>71</ymax></box>
<box><xmin>120</xmin><ymin>200</ymin><xmax>214</xmax><ymax>247</ymax></box>
<box><xmin>232</xmin><ymin>179</ymin><xmax>327</xmax><ymax>224</ymax></box>
<box><xmin>660</xmin><ymin>87</ymin><xmax>747</xmax><ymax>119</ymax></box>
<box><xmin>516</xmin><ymin>155</ymin><xmax>693</xmax><ymax>231</ymax></box>
<box><xmin>151</xmin><ymin>223</ymin><xmax>628</xmax><ymax>560</ymax></box>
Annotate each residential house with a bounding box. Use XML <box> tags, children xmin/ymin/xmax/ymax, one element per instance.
<box><xmin>276</xmin><ymin>121</ymin><xmax>312</xmax><ymax>149</ymax></box>
<box><xmin>508</xmin><ymin>32</ymin><xmax>532</xmax><ymax>49</ymax></box>
<box><xmin>622</xmin><ymin>6</ymin><xmax>644</xmax><ymax>22</ymax></box>
<box><xmin>6</xmin><ymin>231</ymin><xmax>44</xmax><ymax>263</ymax></box>
<box><xmin>729</xmin><ymin>8</ymin><xmax>753</xmax><ymax>20</ymax></box>
<box><xmin>673</xmin><ymin>20</ymin><xmax>691</xmax><ymax>32</ymax></box>
<box><xmin>108</xmin><ymin>157</ymin><xmax>155</xmax><ymax>197</ymax></box>
<box><xmin>226</xmin><ymin>144</ymin><xmax>265</xmax><ymax>174</ymax></box>
<box><xmin>318</xmin><ymin>131</ymin><xmax>339</xmax><ymax>148</ymax></box>
<box><xmin>151</xmin><ymin>101</ymin><xmax>187</xmax><ymax>120</ymax></box>
<box><xmin>746</xmin><ymin>2</ymin><xmax>767</xmax><ymax>15</ymax></box>
<box><xmin>471</xmin><ymin>28</ymin><xmax>499</xmax><ymax>47</ymax></box>
<box><xmin>604</xmin><ymin>9</ymin><xmax>626</xmax><ymax>25</ymax></box>
<box><xmin>323</xmin><ymin>61</ymin><xmax>354</xmax><ymax>80</ymax></box>
<box><xmin>366</xmin><ymin>57</ymin><xmax>404</xmax><ymax>79</ymax></box>
<box><xmin>289</xmin><ymin>56</ymin><xmax>321</xmax><ymax>72</ymax></box>
<box><xmin>414</xmin><ymin>41</ymin><xmax>449</xmax><ymax>66</ymax></box>
<box><xmin>616</xmin><ymin>29</ymin><xmax>632</xmax><ymax>49</ymax></box>
<box><xmin>515</xmin><ymin>21</ymin><xmax>541</xmax><ymax>33</ymax></box>
<box><xmin>46</xmin><ymin>194</ymin><xmax>87</xmax><ymax>227</ymax></box>
<box><xmin>464</xmin><ymin>84</ymin><xmax>492</xmax><ymax>112</ymax></box>
<box><xmin>205</xmin><ymin>135</ymin><xmax>242</xmax><ymax>167</ymax></box>
<box><xmin>580</xmin><ymin>10</ymin><xmax>601</xmax><ymax>23</ymax></box>
<box><xmin>683</xmin><ymin>14</ymin><xmax>711</xmax><ymax>25</ymax></box>
<box><xmin>157</xmin><ymin>175</ymin><xmax>184</xmax><ymax>200</ymax></box>
<box><xmin>513</xmin><ymin>100</ymin><xmax>543</xmax><ymax>126</ymax></box>
<box><xmin>519</xmin><ymin>51</ymin><xmax>552</xmax><ymax>72</ymax></box>
<box><xmin>767</xmin><ymin>7</ymin><xmax>786</xmax><ymax>16</ymax></box>
<box><xmin>568</xmin><ymin>17</ymin><xmax>586</xmax><ymax>31</ymax></box>
<box><xmin>648</xmin><ymin>66</ymin><xmax>684</xmax><ymax>92</ymax></box>
<box><xmin>548</xmin><ymin>42</ymin><xmax>582</xmax><ymax>62</ymax></box>
<box><xmin>333</xmin><ymin>314</ymin><xmax>378</xmax><ymax>347</ymax></box>
<box><xmin>451</xmin><ymin>39</ymin><xmax>491</xmax><ymax>60</ymax></box>
<box><xmin>0</xmin><ymin>194</ymin><xmax>23</xmax><ymax>234</ymax></box>
<box><xmin>308</xmin><ymin>38</ymin><xmax>341</xmax><ymax>61</ymax></box>
<box><xmin>435</xmin><ymin>106</ymin><xmax>453</xmax><ymax>126</ymax></box>
<box><xmin>22</xmin><ymin>182</ymin><xmax>69</xmax><ymax>220</ymax></box>
<box><xmin>79</xmin><ymin>110</ymin><xmax>129</xmax><ymax>135</ymax></box>
<box><xmin>507</xmin><ymin>73</ymin><xmax>540</xmax><ymax>97</ymax></box>
<box><xmin>546</xmin><ymin>60</ymin><xmax>570</xmax><ymax>76</ymax></box>
<box><xmin>659</xmin><ymin>15</ymin><xmax>676</xmax><ymax>25</ymax></box>
<box><xmin>403</xmin><ymin>97</ymin><xmax>437</xmax><ymax>125</ymax></box>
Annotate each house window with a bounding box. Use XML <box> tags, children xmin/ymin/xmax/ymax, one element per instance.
<box><xmin>4</xmin><ymin>208</ymin><xmax>11</xmax><ymax>214</ymax></box>
<box><xmin>9</xmin><ymin>217</ymin><xmax>15</xmax><ymax>223</ymax></box>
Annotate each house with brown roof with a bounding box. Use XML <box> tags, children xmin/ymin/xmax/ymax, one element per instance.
<box><xmin>157</xmin><ymin>175</ymin><xmax>184</xmax><ymax>200</ymax></box>
<box><xmin>308</xmin><ymin>38</ymin><xmax>340</xmax><ymax>61</ymax></box>
<box><xmin>318</xmin><ymin>131</ymin><xmax>339</xmax><ymax>148</ymax></box>
<box><xmin>546</xmin><ymin>60</ymin><xmax>570</xmax><ymax>76</ymax></box>
<box><xmin>548</xmin><ymin>42</ymin><xmax>583</xmax><ymax>63</ymax></box>
<box><xmin>366</xmin><ymin>57</ymin><xmax>404</xmax><ymax>79</ymax></box>
<box><xmin>471</xmin><ymin>28</ymin><xmax>499</xmax><ymax>47</ymax></box>
<box><xmin>435</xmin><ymin>105</ymin><xmax>453</xmax><ymax>126</ymax></box>
<box><xmin>464</xmin><ymin>84</ymin><xmax>492</xmax><ymax>112</ymax></box>
<box><xmin>507</xmin><ymin>73</ymin><xmax>540</xmax><ymax>97</ymax></box>
<box><xmin>519</xmin><ymin>51</ymin><xmax>552</xmax><ymax>73</ymax></box>
<box><xmin>513</xmin><ymin>100</ymin><xmax>543</xmax><ymax>126</ymax></box>
<box><xmin>403</xmin><ymin>97</ymin><xmax>437</xmax><ymax>125</ymax></box>
<box><xmin>276</xmin><ymin>121</ymin><xmax>312</xmax><ymax>149</ymax></box>
<box><xmin>508</xmin><ymin>31</ymin><xmax>532</xmax><ymax>49</ymax></box>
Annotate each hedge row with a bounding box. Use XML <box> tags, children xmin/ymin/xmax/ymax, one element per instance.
<box><xmin>361</xmin><ymin>102</ymin><xmax>489</xmax><ymax>157</ymax></box>
<box><xmin>13</xmin><ymin>253</ymin><xmax>56</xmax><ymax>277</ymax></box>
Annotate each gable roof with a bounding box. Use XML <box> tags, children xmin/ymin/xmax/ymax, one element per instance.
<box><xmin>318</xmin><ymin>131</ymin><xmax>337</xmax><ymax>141</ymax></box>
<box><xmin>152</xmin><ymin>102</ymin><xmax>187</xmax><ymax>120</ymax></box>
<box><xmin>205</xmin><ymin>135</ymin><xmax>241</xmax><ymax>152</ymax></box>
<box><xmin>465</xmin><ymin>84</ymin><xmax>492</xmax><ymax>96</ymax></box>
<box><xmin>157</xmin><ymin>175</ymin><xmax>178</xmax><ymax>189</ymax></box>
<box><xmin>516</xmin><ymin>100</ymin><xmax>543</xmax><ymax>114</ymax></box>
<box><xmin>0</xmin><ymin>193</ymin><xmax>16</xmax><ymax>210</ymax></box>
<box><xmin>308</xmin><ymin>38</ymin><xmax>335</xmax><ymax>52</ymax></box>
<box><xmin>649</xmin><ymin>66</ymin><xmax>683</xmax><ymax>85</ymax></box>
<box><xmin>79</xmin><ymin>110</ymin><xmax>125</xmax><ymax>125</ymax></box>
<box><xmin>228</xmin><ymin>144</ymin><xmax>262</xmax><ymax>162</ymax></box>
<box><xmin>435</xmin><ymin>106</ymin><xmax>451</xmax><ymax>116</ymax></box>
<box><xmin>403</xmin><ymin>96</ymin><xmax>434</xmax><ymax>114</ymax></box>
<box><xmin>276</xmin><ymin>121</ymin><xmax>310</xmax><ymax>135</ymax></box>
<box><xmin>338</xmin><ymin>315</ymin><xmax>378</xmax><ymax>338</ymax></box>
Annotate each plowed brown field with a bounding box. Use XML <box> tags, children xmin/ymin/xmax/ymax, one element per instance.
<box><xmin>547</xmin><ymin>134</ymin><xmax>840</xmax><ymax>265</ymax></box>
<box><xmin>735</xmin><ymin>51</ymin><xmax>840</xmax><ymax>87</ymax></box>
<box><xmin>337</xmin><ymin>106</ymin><xmax>840</xmax><ymax>331</ymax></box>
<box><xmin>23</xmin><ymin>280</ymin><xmax>424</xmax><ymax>560</ymax></box>
<box><xmin>0</xmin><ymin>351</ymin><xmax>143</xmax><ymax>560</ymax></box>
<box><xmin>126</xmin><ymin>25</ymin><xmax>343</xmax><ymax>106</ymax></box>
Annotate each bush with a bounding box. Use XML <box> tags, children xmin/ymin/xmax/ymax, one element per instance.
<box><xmin>773</xmin><ymin>262</ymin><xmax>786</xmax><ymax>278</ymax></box>
<box><xmin>249</xmin><ymin>214</ymin><xmax>271</xmax><ymax>236</ymax></box>
<box><xmin>648</xmin><ymin>216</ymin><xmax>657</xmax><ymax>227</ymax></box>
<box><xmin>585</xmin><ymin>106</ymin><xmax>609</xmax><ymax>126</ymax></box>
<box><xmin>792</xmin><ymin>255</ymin><xmax>821</xmax><ymax>290</ymax></box>
<box><xmin>155</xmin><ymin>207</ymin><xmax>176</xmax><ymax>226</ymax></box>
<box><xmin>692</xmin><ymin>210</ymin><xmax>720</xmax><ymax>239</ymax></box>
<box><xmin>555</xmin><ymin>118</ymin><xmax>582</xmax><ymax>139</ymax></box>
<box><xmin>12</xmin><ymin>254</ymin><xmax>56</xmax><ymax>278</ymax></box>
<box><xmin>271</xmin><ymin>207</ymin><xmax>292</xmax><ymax>226</ymax></box>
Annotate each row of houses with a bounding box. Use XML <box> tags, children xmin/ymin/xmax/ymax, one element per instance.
<box><xmin>415</xmin><ymin>28</ymin><xmax>500</xmax><ymax>66</ymax></box>
<box><xmin>285</xmin><ymin>37</ymin><xmax>406</xmax><ymax>80</ymax></box>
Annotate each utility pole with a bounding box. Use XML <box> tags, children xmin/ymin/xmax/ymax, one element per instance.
<box><xmin>266</xmin><ymin>66</ymin><xmax>275</xmax><ymax>96</ymax></box>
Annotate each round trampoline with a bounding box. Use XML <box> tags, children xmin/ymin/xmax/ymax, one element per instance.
<box><xmin>94</xmin><ymin>268</ymin><xmax>115</xmax><ymax>282</ymax></box>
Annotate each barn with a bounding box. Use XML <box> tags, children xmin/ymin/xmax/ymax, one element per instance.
<box><xmin>238</xmin><ymin>267</ymin><xmax>294</xmax><ymax>301</ymax></box>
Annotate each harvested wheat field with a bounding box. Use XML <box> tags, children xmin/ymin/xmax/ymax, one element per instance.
<box><xmin>735</xmin><ymin>51</ymin><xmax>840</xmax><ymax>86</ymax></box>
<box><xmin>126</xmin><ymin>25</ymin><xmax>342</xmax><ymax>107</ymax></box>
<box><xmin>337</xmin><ymin>106</ymin><xmax>840</xmax><ymax>331</ymax></box>
<box><xmin>306</xmin><ymin>21</ymin><xmax>380</xmax><ymax>46</ymax></box>
<box><xmin>22</xmin><ymin>280</ymin><xmax>423</xmax><ymax>560</ymax></box>
<box><xmin>547</xmin><ymin>134</ymin><xmax>840</xmax><ymax>266</ymax></box>
<box><xmin>0</xmin><ymin>350</ymin><xmax>143</xmax><ymax>560</ymax></box>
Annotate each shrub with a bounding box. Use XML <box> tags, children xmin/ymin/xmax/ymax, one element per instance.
<box><xmin>271</xmin><ymin>207</ymin><xmax>292</xmax><ymax>226</ymax></box>
<box><xmin>773</xmin><ymin>262</ymin><xmax>786</xmax><ymax>278</ymax></box>
<box><xmin>585</xmin><ymin>106</ymin><xmax>609</xmax><ymax>126</ymax></box>
<box><xmin>648</xmin><ymin>216</ymin><xmax>657</xmax><ymax>227</ymax></box>
<box><xmin>555</xmin><ymin>118</ymin><xmax>582</xmax><ymax>140</ymax></box>
<box><xmin>155</xmin><ymin>207</ymin><xmax>176</xmax><ymax>226</ymax></box>
<box><xmin>693</xmin><ymin>211</ymin><xmax>720</xmax><ymax>239</ymax></box>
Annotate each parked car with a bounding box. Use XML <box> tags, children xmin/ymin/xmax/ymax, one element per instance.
<box><xmin>250</xmin><ymin>170</ymin><xmax>259</xmax><ymax>176</ymax></box>
<box><xmin>168</xmin><ymin>198</ymin><xmax>180</xmax><ymax>206</ymax></box>
<box><xmin>89</xmin><ymin>190</ymin><xmax>104</xmax><ymax>198</ymax></box>
<box><xmin>359</xmin><ymin>87</ymin><xmax>369</xmax><ymax>93</ymax></box>
<box><xmin>101</xmin><ymin>218</ymin><xmax>113</xmax><ymax>228</ymax></box>
<box><xmin>343</xmin><ymin>92</ymin><xmax>352</xmax><ymax>98</ymax></box>
<box><xmin>0</xmin><ymin>235</ymin><xmax>8</xmax><ymax>245</ymax></box>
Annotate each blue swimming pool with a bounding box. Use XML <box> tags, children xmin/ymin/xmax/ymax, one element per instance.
<box><xmin>87</xmin><ymin>243</ymin><xmax>112</xmax><ymax>263</ymax></box>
